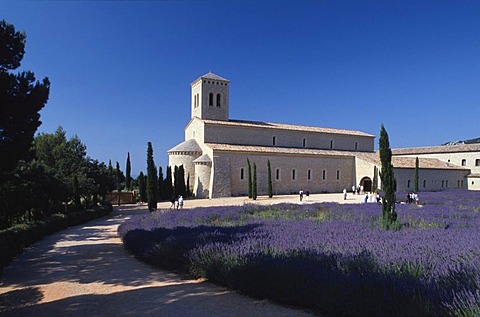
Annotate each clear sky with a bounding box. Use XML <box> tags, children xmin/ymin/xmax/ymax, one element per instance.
<box><xmin>3</xmin><ymin>1</ymin><xmax>480</xmax><ymax>176</ymax></box>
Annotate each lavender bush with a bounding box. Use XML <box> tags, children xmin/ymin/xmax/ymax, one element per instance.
<box><xmin>119</xmin><ymin>190</ymin><xmax>480</xmax><ymax>316</ymax></box>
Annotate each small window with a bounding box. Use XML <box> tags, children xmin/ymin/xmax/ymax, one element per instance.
<box><xmin>216</xmin><ymin>93</ymin><xmax>221</xmax><ymax>107</ymax></box>
<box><xmin>240</xmin><ymin>168</ymin><xmax>244</xmax><ymax>180</ymax></box>
<box><xmin>209</xmin><ymin>93</ymin><xmax>213</xmax><ymax>106</ymax></box>
<box><xmin>330</xmin><ymin>140</ymin><xmax>334</xmax><ymax>149</ymax></box>
<box><xmin>354</xmin><ymin>142</ymin><xmax>358</xmax><ymax>151</ymax></box>
<box><xmin>302</xmin><ymin>138</ymin><xmax>306</xmax><ymax>148</ymax></box>
<box><xmin>407</xmin><ymin>180</ymin><xmax>411</xmax><ymax>188</ymax></box>
<box><xmin>307</xmin><ymin>169</ymin><xmax>311</xmax><ymax>180</ymax></box>
<box><xmin>442</xmin><ymin>180</ymin><xmax>445</xmax><ymax>188</ymax></box>
<box><xmin>461</xmin><ymin>159</ymin><xmax>467</xmax><ymax>166</ymax></box>
<box><xmin>273</xmin><ymin>136</ymin><xmax>276</xmax><ymax>146</ymax></box>
<box><xmin>472</xmin><ymin>181</ymin><xmax>475</xmax><ymax>185</ymax></box>
<box><xmin>475</xmin><ymin>159</ymin><xmax>480</xmax><ymax>167</ymax></box>
<box><xmin>292</xmin><ymin>169</ymin><xmax>296</xmax><ymax>180</ymax></box>
<box><xmin>336</xmin><ymin>170</ymin><xmax>340</xmax><ymax>180</ymax></box>
<box><xmin>446</xmin><ymin>180</ymin><xmax>449</xmax><ymax>188</ymax></box>
<box><xmin>322</xmin><ymin>170</ymin><xmax>326</xmax><ymax>180</ymax></box>
<box><xmin>276</xmin><ymin>169</ymin><xmax>280</xmax><ymax>180</ymax></box>
<box><xmin>423</xmin><ymin>180</ymin><xmax>426</xmax><ymax>188</ymax></box>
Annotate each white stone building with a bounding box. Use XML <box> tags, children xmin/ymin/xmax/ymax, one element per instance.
<box><xmin>168</xmin><ymin>72</ymin><xmax>479</xmax><ymax>198</ymax></box>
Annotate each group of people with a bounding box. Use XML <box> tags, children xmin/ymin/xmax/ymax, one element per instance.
<box><xmin>170</xmin><ymin>195</ymin><xmax>184</xmax><ymax>209</ymax></box>
<box><xmin>299</xmin><ymin>189</ymin><xmax>310</xmax><ymax>201</ymax></box>
<box><xmin>406</xmin><ymin>192</ymin><xmax>419</xmax><ymax>204</ymax></box>
<box><xmin>351</xmin><ymin>185</ymin><xmax>364</xmax><ymax>195</ymax></box>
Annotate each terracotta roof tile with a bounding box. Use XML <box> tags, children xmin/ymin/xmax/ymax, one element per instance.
<box><xmin>392</xmin><ymin>143</ymin><xmax>480</xmax><ymax>155</ymax></box>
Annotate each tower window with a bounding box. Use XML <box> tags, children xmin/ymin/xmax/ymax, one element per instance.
<box><xmin>216</xmin><ymin>93</ymin><xmax>221</xmax><ymax>107</ymax></box>
<box><xmin>194</xmin><ymin>94</ymin><xmax>197</xmax><ymax>108</ymax></box>
<box><xmin>209</xmin><ymin>93</ymin><xmax>213</xmax><ymax>106</ymax></box>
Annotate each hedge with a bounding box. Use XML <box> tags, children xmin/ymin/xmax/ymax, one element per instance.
<box><xmin>0</xmin><ymin>202</ymin><xmax>113</xmax><ymax>273</ymax></box>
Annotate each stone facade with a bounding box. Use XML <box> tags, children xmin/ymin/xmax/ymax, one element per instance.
<box><xmin>168</xmin><ymin>72</ymin><xmax>480</xmax><ymax>198</ymax></box>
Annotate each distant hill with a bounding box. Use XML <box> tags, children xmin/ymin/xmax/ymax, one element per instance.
<box><xmin>442</xmin><ymin>137</ymin><xmax>480</xmax><ymax>146</ymax></box>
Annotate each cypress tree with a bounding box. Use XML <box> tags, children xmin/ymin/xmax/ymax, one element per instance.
<box><xmin>146</xmin><ymin>142</ymin><xmax>158</xmax><ymax>211</ymax></box>
<box><xmin>108</xmin><ymin>160</ymin><xmax>113</xmax><ymax>175</ymax></box>
<box><xmin>379</xmin><ymin>124</ymin><xmax>396</xmax><ymax>225</ymax></box>
<box><xmin>138</xmin><ymin>172</ymin><xmax>147</xmax><ymax>202</ymax></box>
<box><xmin>414</xmin><ymin>157</ymin><xmax>419</xmax><ymax>192</ymax></box>
<box><xmin>125</xmin><ymin>152</ymin><xmax>132</xmax><ymax>191</ymax></box>
<box><xmin>247</xmin><ymin>159</ymin><xmax>252</xmax><ymax>198</ymax></box>
<box><xmin>173</xmin><ymin>165</ymin><xmax>179</xmax><ymax>196</ymax></box>
<box><xmin>267</xmin><ymin>160</ymin><xmax>273</xmax><ymax>198</ymax></box>
<box><xmin>373</xmin><ymin>166</ymin><xmax>378</xmax><ymax>192</ymax></box>
<box><xmin>165</xmin><ymin>166</ymin><xmax>173</xmax><ymax>199</ymax></box>
<box><xmin>178</xmin><ymin>165</ymin><xmax>186</xmax><ymax>196</ymax></box>
<box><xmin>116</xmin><ymin>161</ymin><xmax>122</xmax><ymax>206</ymax></box>
<box><xmin>252</xmin><ymin>163</ymin><xmax>257</xmax><ymax>200</ymax></box>
<box><xmin>158</xmin><ymin>166</ymin><xmax>164</xmax><ymax>200</ymax></box>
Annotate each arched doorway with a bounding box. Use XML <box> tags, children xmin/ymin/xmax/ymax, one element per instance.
<box><xmin>360</xmin><ymin>177</ymin><xmax>372</xmax><ymax>192</ymax></box>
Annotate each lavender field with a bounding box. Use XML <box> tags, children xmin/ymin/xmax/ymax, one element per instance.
<box><xmin>119</xmin><ymin>190</ymin><xmax>480</xmax><ymax>316</ymax></box>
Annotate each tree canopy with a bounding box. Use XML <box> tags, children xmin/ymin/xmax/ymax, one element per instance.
<box><xmin>0</xmin><ymin>20</ymin><xmax>50</xmax><ymax>180</ymax></box>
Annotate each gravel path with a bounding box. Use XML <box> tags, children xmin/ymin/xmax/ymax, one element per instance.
<box><xmin>1</xmin><ymin>195</ymin><xmax>359</xmax><ymax>317</ymax></box>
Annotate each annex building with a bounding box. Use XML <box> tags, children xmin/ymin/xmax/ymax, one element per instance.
<box><xmin>168</xmin><ymin>73</ymin><xmax>479</xmax><ymax>198</ymax></box>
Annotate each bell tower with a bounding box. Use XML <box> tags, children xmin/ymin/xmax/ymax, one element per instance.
<box><xmin>191</xmin><ymin>72</ymin><xmax>230</xmax><ymax>121</ymax></box>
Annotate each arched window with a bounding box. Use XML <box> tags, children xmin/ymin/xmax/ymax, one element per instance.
<box><xmin>209</xmin><ymin>93</ymin><xmax>213</xmax><ymax>106</ymax></box>
<box><xmin>216</xmin><ymin>93</ymin><xmax>221</xmax><ymax>107</ymax></box>
<box><xmin>476</xmin><ymin>159</ymin><xmax>480</xmax><ymax>166</ymax></box>
<box><xmin>355</xmin><ymin>142</ymin><xmax>358</xmax><ymax>150</ymax></box>
<box><xmin>194</xmin><ymin>94</ymin><xmax>197</xmax><ymax>108</ymax></box>
<box><xmin>196</xmin><ymin>93</ymin><xmax>200</xmax><ymax>107</ymax></box>
<box><xmin>461</xmin><ymin>159</ymin><xmax>467</xmax><ymax>166</ymax></box>
<box><xmin>330</xmin><ymin>140</ymin><xmax>334</xmax><ymax>149</ymax></box>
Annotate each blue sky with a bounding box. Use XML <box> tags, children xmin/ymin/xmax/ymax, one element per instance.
<box><xmin>3</xmin><ymin>1</ymin><xmax>480</xmax><ymax>176</ymax></box>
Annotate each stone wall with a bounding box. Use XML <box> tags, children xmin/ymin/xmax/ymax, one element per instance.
<box><xmin>396</xmin><ymin>152</ymin><xmax>480</xmax><ymax>175</ymax></box>
<box><xmin>203</xmin><ymin>124</ymin><xmax>374</xmax><ymax>152</ymax></box>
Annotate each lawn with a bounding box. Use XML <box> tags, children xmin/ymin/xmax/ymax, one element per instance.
<box><xmin>118</xmin><ymin>190</ymin><xmax>480</xmax><ymax>316</ymax></box>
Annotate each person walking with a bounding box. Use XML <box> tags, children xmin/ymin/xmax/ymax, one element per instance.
<box><xmin>343</xmin><ymin>188</ymin><xmax>347</xmax><ymax>200</ymax></box>
<box><xmin>299</xmin><ymin>189</ymin><xmax>304</xmax><ymax>201</ymax></box>
<box><xmin>178</xmin><ymin>195</ymin><xmax>184</xmax><ymax>209</ymax></box>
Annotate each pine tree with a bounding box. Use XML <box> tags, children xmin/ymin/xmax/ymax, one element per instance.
<box><xmin>247</xmin><ymin>159</ymin><xmax>252</xmax><ymax>198</ymax></box>
<box><xmin>252</xmin><ymin>163</ymin><xmax>257</xmax><ymax>200</ymax></box>
<box><xmin>379</xmin><ymin>124</ymin><xmax>396</xmax><ymax>226</ymax></box>
<box><xmin>73</xmin><ymin>175</ymin><xmax>81</xmax><ymax>208</ymax></box>
<box><xmin>146</xmin><ymin>142</ymin><xmax>158</xmax><ymax>211</ymax></box>
<box><xmin>414</xmin><ymin>157</ymin><xmax>419</xmax><ymax>192</ymax></box>
<box><xmin>267</xmin><ymin>160</ymin><xmax>273</xmax><ymax>198</ymax></box>
<box><xmin>138</xmin><ymin>172</ymin><xmax>147</xmax><ymax>202</ymax></box>
<box><xmin>125</xmin><ymin>152</ymin><xmax>132</xmax><ymax>191</ymax></box>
